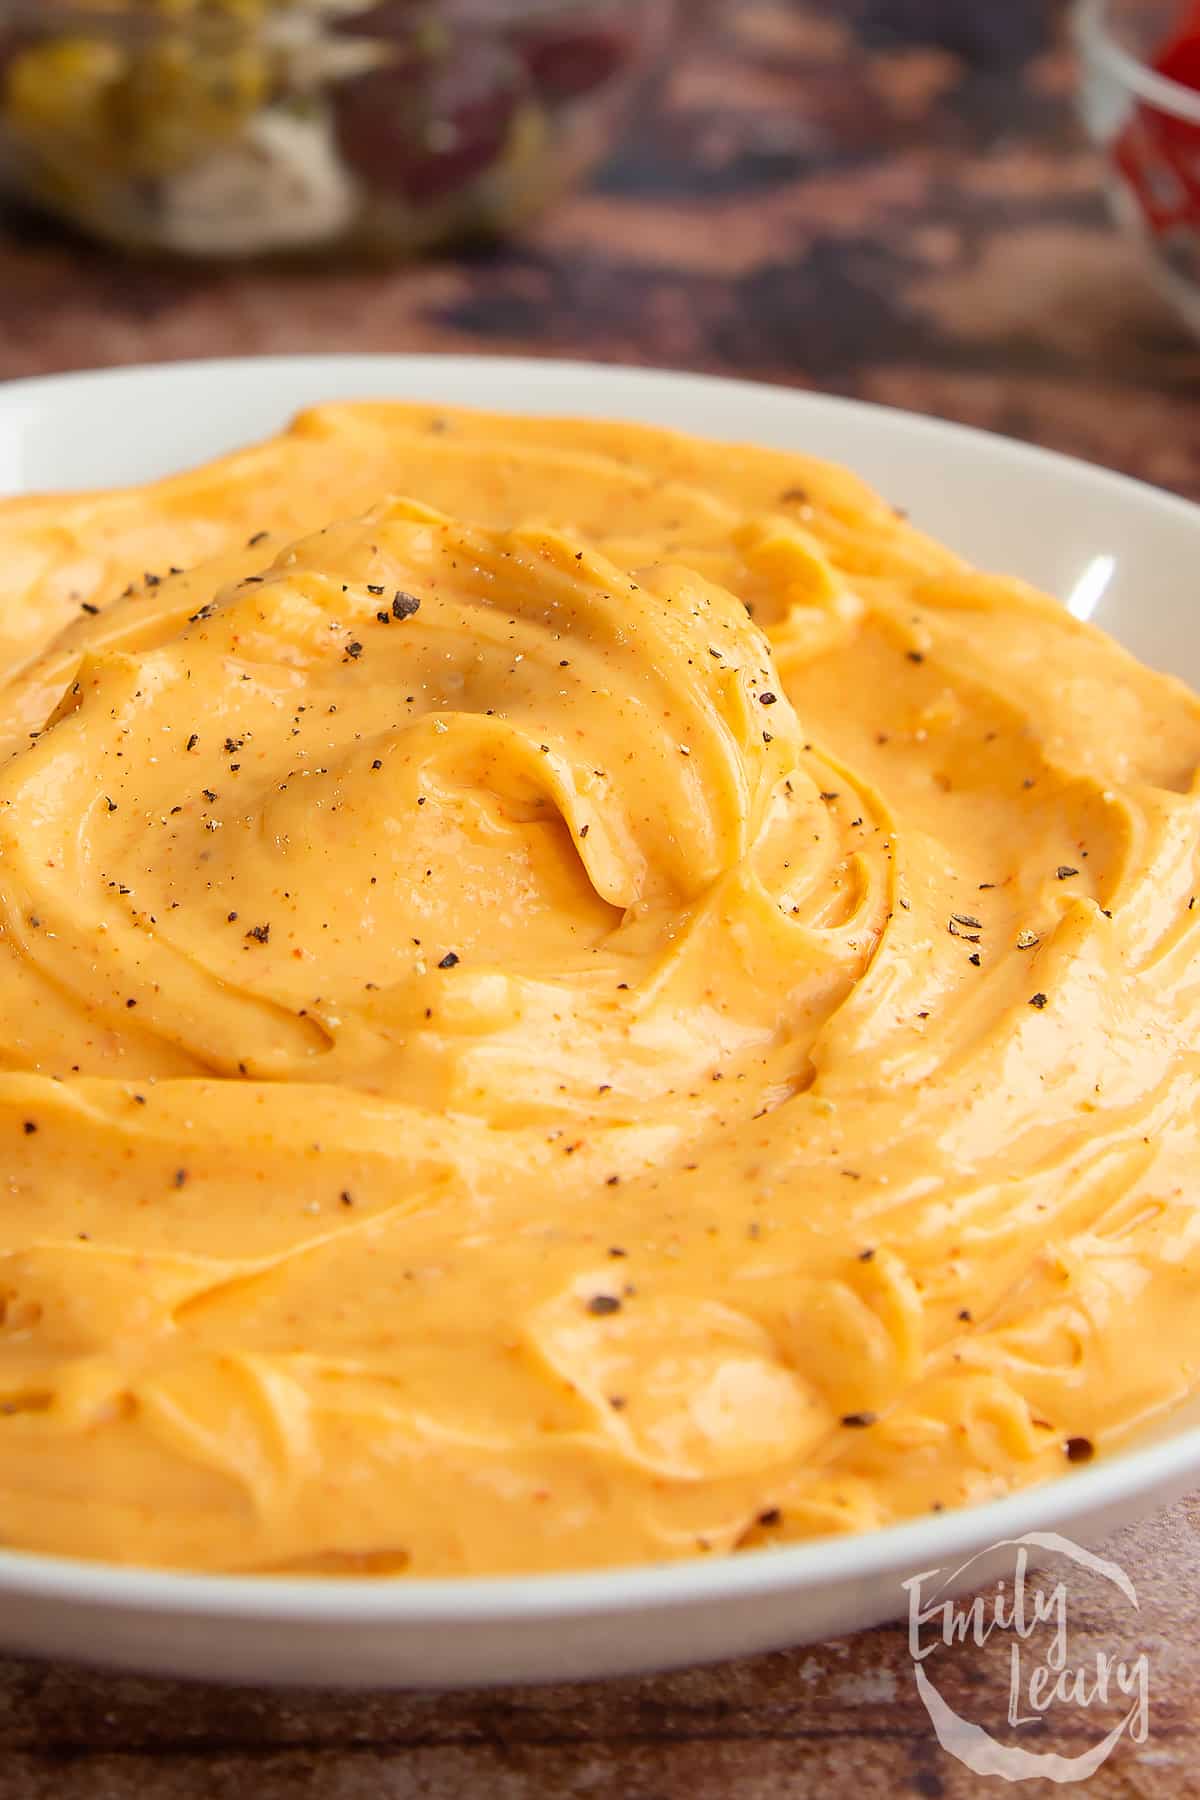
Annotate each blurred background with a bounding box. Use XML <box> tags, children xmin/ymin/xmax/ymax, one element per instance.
<box><xmin>0</xmin><ymin>0</ymin><xmax>1197</xmax><ymax>500</ymax></box>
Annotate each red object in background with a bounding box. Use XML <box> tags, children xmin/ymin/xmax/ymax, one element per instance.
<box><xmin>1114</xmin><ymin>0</ymin><xmax>1200</xmax><ymax>234</ymax></box>
<box><xmin>1155</xmin><ymin>0</ymin><xmax>1200</xmax><ymax>85</ymax></box>
<box><xmin>516</xmin><ymin>12</ymin><xmax>637</xmax><ymax>102</ymax></box>
<box><xmin>335</xmin><ymin>39</ymin><xmax>526</xmax><ymax>204</ymax></box>
<box><xmin>330</xmin><ymin>4</ymin><xmax>642</xmax><ymax>206</ymax></box>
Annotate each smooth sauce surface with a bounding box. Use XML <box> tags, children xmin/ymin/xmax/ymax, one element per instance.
<box><xmin>1</xmin><ymin>404</ymin><xmax>1198</xmax><ymax>1575</ymax></box>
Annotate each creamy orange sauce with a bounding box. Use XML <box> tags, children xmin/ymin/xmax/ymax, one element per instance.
<box><xmin>1</xmin><ymin>403</ymin><xmax>1198</xmax><ymax>1576</ymax></box>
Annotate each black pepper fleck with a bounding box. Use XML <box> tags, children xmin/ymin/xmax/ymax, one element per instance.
<box><xmin>586</xmin><ymin>1294</ymin><xmax>622</xmax><ymax>1316</ymax></box>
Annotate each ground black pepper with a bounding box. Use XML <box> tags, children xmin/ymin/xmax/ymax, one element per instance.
<box><xmin>586</xmin><ymin>1294</ymin><xmax>622</xmax><ymax>1316</ymax></box>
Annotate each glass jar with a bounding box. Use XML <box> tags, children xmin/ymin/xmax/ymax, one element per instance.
<box><xmin>1075</xmin><ymin>0</ymin><xmax>1200</xmax><ymax>337</ymax></box>
<box><xmin>0</xmin><ymin>0</ymin><xmax>678</xmax><ymax>258</ymax></box>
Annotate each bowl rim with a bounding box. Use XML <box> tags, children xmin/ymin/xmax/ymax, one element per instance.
<box><xmin>0</xmin><ymin>1410</ymin><xmax>1198</xmax><ymax>1621</ymax></box>
<box><xmin>1074</xmin><ymin>0</ymin><xmax>1200</xmax><ymax>128</ymax></box>
<box><xmin>0</xmin><ymin>353</ymin><xmax>1200</xmax><ymax>1629</ymax></box>
<box><xmin>5</xmin><ymin>350</ymin><xmax>1200</xmax><ymax>532</ymax></box>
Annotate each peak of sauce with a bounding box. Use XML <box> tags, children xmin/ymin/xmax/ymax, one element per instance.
<box><xmin>1</xmin><ymin>405</ymin><xmax>1198</xmax><ymax>1576</ymax></box>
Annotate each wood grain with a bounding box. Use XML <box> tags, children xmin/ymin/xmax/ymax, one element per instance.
<box><xmin>0</xmin><ymin>2</ymin><xmax>1198</xmax><ymax>1794</ymax></box>
<box><xmin>0</xmin><ymin>1498</ymin><xmax>1197</xmax><ymax>1797</ymax></box>
<box><xmin>0</xmin><ymin>1</ymin><xmax>1197</xmax><ymax>495</ymax></box>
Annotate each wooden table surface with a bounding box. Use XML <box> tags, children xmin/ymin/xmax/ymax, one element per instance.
<box><xmin>1</xmin><ymin>2</ymin><xmax>1199</xmax><ymax>1795</ymax></box>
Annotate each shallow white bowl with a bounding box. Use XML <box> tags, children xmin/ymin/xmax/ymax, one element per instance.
<box><xmin>0</xmin><ymin>354</ymin><xmax>1198</xmax><ymax>1689</ymax></box>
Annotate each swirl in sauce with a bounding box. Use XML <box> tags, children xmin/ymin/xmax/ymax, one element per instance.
<box><xmin>0</xmin><ymin>406</ymin><xmax>1198</xmax><ymax>1575</ymax></box>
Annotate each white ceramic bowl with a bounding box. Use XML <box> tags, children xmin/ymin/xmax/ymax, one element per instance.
<box><xmin>1</xmin><ymin>354</ymin><xmax>1198</xmax><ymax>1689</ymax></box>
